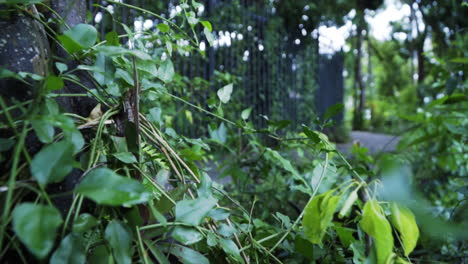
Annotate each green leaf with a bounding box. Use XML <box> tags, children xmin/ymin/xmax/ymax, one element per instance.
<box><xmin>95</xmin><ymin>46</ymin><xmax>152</xmax><ymax>60</ymax></box>
<box><xmin>30</xmin><ymin>141</ymin><xmax>75</xmax><ymax>185</ymax></box>
<box><xmin>197</xmin><ymin>173</ymin><xmax>214</xmax><ymax>198</ymax></box>
<box><xmin>113</xmin><ymin>152</ymin><xmax>137</xmax><ymax>164</ymax></box>
<box><xmin>157</xmin><ymin>23</ymin><xmax>170</xmax><ymax>33</ymax></box>
<box><xmin>45</xmin><ymin>75</ymin><xmax>64</xmax><ymax>91</ymax></box>
<box><xmin>350</xmin><ymin>241</ymin><xmax>366</xmax><ymax>263</ymax></box>
<box><xmin>217</xmin><ymin>223</ymin><xmax>236</xmax><ymax>238</ymax></box>
<box><xmin>157</xmin><ymin>59</ymin><xmax>175</xmax><ymax>83</ymax></box>
<box><xmin>58</xmin><ymin>24</ymin><xmax>97</xmax><ymax>53</ymax></box>
<box><xmin>302</xmin><ymin>125</ymin><xmax>320</xmax><ymax>143</ymax></box>
<box><xmin>267</xmin><ymin>119</ymin><xmax>291</xmax><ymax>130</ymax></box>
<box><xmin>217</xmin><ymin>83</ymin><xmax>233</xmax><ymax>104</ymax></box>
<box><xmin>115</xmin><ymin>68</ymin><xmax>134</xmax><ymax>85</ymax></box>
<box><xmin>105</xmin><ymin>31</ymin><xmax>120</xmax><ymax>46</ymax></box>
<box><xmin>390</xmin><ymin>203</ymin><xmax>419</xmax><ymax>256</ymax></box>
<box><xmin>172</xmin><ymin>226</ymin><xmax>203</xmax><ymax>245</ymax></box>
<box><xmin>265</xmin><ymin>148</ymin><xmax>300</xmax><ymax>179</ymax></box>
<box><xmin>334</xmin><ymin>223</ymin><xmax>355</xmax><ymax>248</ymax></box>
<box><xmin>166</xmin><ymin>41</ymin><xmax>173</xmax><ymax>56</ymax></box>
<box><xmin>450</xmin><ymin>57</ymin><xmax>468</xmax><ymax>63</ymax></box>
<box><xmin>93</xmin><ymin>53</ymin><xmax>115</xmax><ymax>85</ymax></box>
<box><xmin>148</xmin><ymin>107</ymin><xmax>162</xmax><ymax>123</ymax></box>
<box><xmin>241</xmin><ymin>107</ymin><xmax>252</xmax><ymax>120</ymax></box>
<box><xmin>50</xmin><ymin>234</ymin><xmax>86</xmax><ymax>264</ymax></box>
<box><xmin>200</xmin><ymin>21</ymin><xmax>212</xmax><ymax>31</ymax></box>
<box><xmin>209</xmin><ymin>122</ymin><xmax>227</xmax><ymax>143</ymax></box>
<box><xmin>145</xmin><ymin>240</ymin><xmax>170</xmax><ymax>264</ymax></box>
<box><xmin>219</xmin><ymin>238</ymin><xmax>243</xmax><ymax>262</ymax></box>
<box><xmin>73</xmin><ymin>213</ymin><xmax>99</xmax><ymax>233</ymax></box>
<box><xmin>207</xmin><ymin>232</ymin><xmax>218</xmax><ymax>247</ymax></box>
<box><xmin>295</xmin><ymin>235</ymin><xmax>314</xmax><ymax>260</ymax></box>
<box><xmin>186</xmin><ymin>11</ymin><xmax>199</xmax><ymax>26</ymax></box>
<box><xmin>162</xmin><ymin>244</ymin><xmax>209</xmax><ymax>264</ymax></box>
<box><xmin>30</xmin><ymin>117</ymin><xmax>54</xmax><ymax>143</ymax></box>
<box><xmin>88</xmin><ymin>245</ymin><xmax>112</xmax><ymax>264</ymax></box>
<box><xmin>204</xmin><ymin>28</ymin><xmax>214</xmax><ymax>46</ymax></box>
<box><xmin>76</xmin><ymin>168</ymin><xmax>151</xmax><ymax>206</ymax></box>
<box><xmin>51</xmin><ymin>115</ymin><xmax>84</xmax><ymax>154</ymax></box>
<box><xmin>360</xmin><ymin>200</ymin><xmax>394</xmax><ymax>264</ymax></box>
<box><xmin>175</xmin><ymin>196</ymin><xmax>218</xmax><ymax>226</ymax></box>
<box><xmin>395</xmin><ymin>257</ymin><xmax>412</xmax><ymax>264</ymax></box>
<box><xmin>55</xmin><ymin>62</ymin><xmax>68</xmax><ymax>74</ymax></box>
<box><xmin>65</xmin><ymin>129</ymin><xmax>84</xmax><ymax>154</ymax></box>
<box><xmin>12</xmin><ymin>203</ymin><xmax>63</xmax><ymax>259</ymax></box>
<box><xmin>302</xmin><ymin>190</ymin><xmax>341</xmax><ymax>245</ymax></box>
<box><xmin>207</xmin><ymin>208</ymin><xmax>230</xmax><ymax>221</ymax></box>
<box><xmin>137</xmin><ymin>60</ymin><xmax>158</xmax><ymax>76</ymax></box>
<box><xmin>105</xmin><ymin>220</ymin><xmax>132</xmax><ymax>264</ymax></box>
<box><xmin>323</xmin><ymin>103</ymin><xmax>344</xmax><ymax>121</ymax></box>
<box><xmin>0</xmin><ymin>138</ymin><xmax>15</xmax><ymax>151</ymax></box>
<box><xmin>276</xmin><ymin>212</ymin><xmax>292</xmax><ymax>228</ymax></box>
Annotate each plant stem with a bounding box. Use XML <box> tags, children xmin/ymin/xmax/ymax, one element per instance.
<box><xmin>0</xmin><ymin>123</ymin><xmax>28</xmax><ymax>251</ymax></box>
<box><xmin>268</xmin><ymin>153</ymin><xmax>330</xmax><ymax>253</ymax></box>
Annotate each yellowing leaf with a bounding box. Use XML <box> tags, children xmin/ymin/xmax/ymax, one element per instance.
<box><xmin>88</xmin><ymin>103</ymin><xmax>102</xmax><ymax>120</ymax></box>
<box><xmin>360</xmin><ymin>200</ymin><xmax>394</xmax><ymax>264</ymax></box>
<box><xmin>302</xmin><ymin>190</ymin><xmax>341</xmax><ymax>245</ymax></box>
<box><xmin>339</xmin><ymin>188</ymin><xmax>358</xmax><ymax>218</ymax></box>
<box><xmin>185</xmin><ymin>110</ymin><xmax>193</xmax><ymax>124</ymax></box>
<box><xmin>390</xmin><ymin>203</ymin><xmax>419</xmax><ymax>256</ymax></box>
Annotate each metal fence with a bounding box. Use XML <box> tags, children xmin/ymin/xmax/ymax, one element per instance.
<box><xmin>89</xmin><ymin>0</ymin><xmax>344</xmax><ymax>137</ymax></box>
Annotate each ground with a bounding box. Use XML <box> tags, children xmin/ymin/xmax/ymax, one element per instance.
<box><xmin>337</xmin><ymin>130</ymin><xmax>400</xmax><ymax>155</ymax></box>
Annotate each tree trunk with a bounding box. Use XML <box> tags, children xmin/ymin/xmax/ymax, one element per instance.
<box><xmin>0</xmin><ymin>5</ymin><xmax>51</xmax><ymax>113</ymax></box>
<box><xmin>353</xmin><ymin>20</ymin><xmax>366</xmax><ymax>130</ymax></box>
<box><xmin>0</xmin><ymin>1</ymin><xmax>95</xmax><ymax>217</ymax></box>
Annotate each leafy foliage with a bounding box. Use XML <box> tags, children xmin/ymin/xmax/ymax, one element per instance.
<box><xmin>0</xmin><ymin>0</ymin><xmax>466</xmax><ymax>263</ymax></box>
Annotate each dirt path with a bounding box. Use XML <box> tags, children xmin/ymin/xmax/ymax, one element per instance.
<box><xmin>336</xmin><ymin>131</ymin><xmax>400</xmax><ymax>155</ymax></box>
